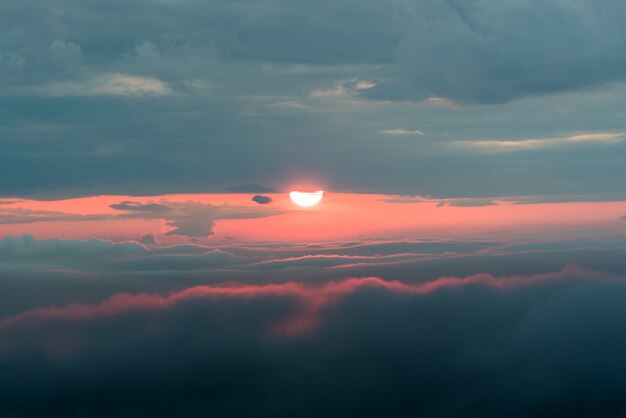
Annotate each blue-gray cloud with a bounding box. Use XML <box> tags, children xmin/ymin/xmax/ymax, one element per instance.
<box><xmin>367</xmin><ymin>0</ymin><xmax>626</xmax><ymax>104</ymax></box>
<box><xmin>2</xmin><ymin>0</ymin><xmax>626</xmax><ymax>200</ymax></box>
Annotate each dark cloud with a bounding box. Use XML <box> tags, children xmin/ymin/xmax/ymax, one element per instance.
<box><xmin>2</xmin><ymin>267</ymin><xmax>626</xmax><ymax>417</ymax></box>
<box><xmin>0</xmin><ymin>235</ymin><xmax>493</xmax><ymax>276</ymax></box>
<box><xmin>110</xmin><ymin>201</ymin><xmax>171</xmax><ymax>213</ymax></box>
<box><xmin>0</xmin><ymin>208</ymin><xmax>113</xmax><ymax>224</ymax></box>
<box><xmin>0</xmin><ymin>234</ymin><xmax>146</xmax><ymax>272</ymax></box>
<box><xmin>159</xmin><ymin>202</ymin><xmax>282</xmax><ymax>238</ymax></box>
<box><xmin>251</xmin><ymin>195</ymin><xmax>272</xmax><ymax>204</ymax></box>
<box><xmin>380</xmin><ymin>195</ymin><xmax>497</xmax><ymax>207</ymax></box>
<box><xmin>4</xmin><ymin>234</ymin><xmax>626</xmax><ymax>317</ymax></box>
<box><xmin>138</xmin><ymin>234</ymin><xmax>157</xmax><ymax>245</ymax></box>
<box><xmin>367</xmin><ymin>0</ymin><xmax>626</xmax><ymax>104</ymax></box>
<box><xmin>6</xmin><ymin>235</ymin><xmax>626</xmax><ymax>280</ymax></box>
<box><xmin>436</xmin><ymin>198</ymin><xmax>497</xmax><ymax>207</ymax></box>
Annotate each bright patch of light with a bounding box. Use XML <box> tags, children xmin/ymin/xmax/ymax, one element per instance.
<box><xmin>289</xmin><ymin>191</ymin><xmax>324</xmax><ymax>207</ymax></box>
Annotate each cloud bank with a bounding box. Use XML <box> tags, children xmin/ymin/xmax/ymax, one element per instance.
<box><xmin>2</xmin><ymin>264</ymin><xmax>626</xmax><ymax>417</ymax></box>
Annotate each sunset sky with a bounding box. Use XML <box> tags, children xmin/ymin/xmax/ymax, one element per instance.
<box><xmin>3</xmin><ymin>1</ymin><xmax>626</xmax><ymax>417</ymax></box>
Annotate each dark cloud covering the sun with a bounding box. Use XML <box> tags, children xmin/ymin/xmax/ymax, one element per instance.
<box><xmin>2</xmin><ymin>0</ymin><xmax>626</xmax><ymax>198</ymax></box>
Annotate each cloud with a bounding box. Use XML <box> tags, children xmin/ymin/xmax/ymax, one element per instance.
<box><xmin>424</xmin><ymin>96</ymin><xmax>459</xmax><ymax>108</ymax></box>
<box><xmin>49</xmin><ymin>40</ymin><xmax>82</xmax><ymax>65</ymax></box>
<box><xmin>0</xmin><ymin>235</ymin><xmax>255</xmax><ymax>277</ymax></box>
<box><xmin>110</xmin><ymin>201</ymin><xmax>171</xmax><ymax>213</ymax></box>
<box><xmin>109</xmin><ymin>200</ymin><xmax>282</xmax><ymax>238</ymax></box>
<box><xmin>0</xmin><ymin>234</ymin><xmax>505</xmax><ymax>282</ymax></box>
<box><xmin>0</xmin><ymin>208</ymin><xmax>113</xmax><ymax>224</ymax></box>
<box><xmin>377</xmin><ymin>129</ymin><xmax>425</xmax><ymax>136</ymax></box>
<box><xmin>380</xmin><ymin>195</ymin><xmax>497</xmax><ymax>207</ymax></box>
<box><xmin>451</xmin><ymin>132</ymin><xmax>626</xmax><ymax>152</ymax></box>
<box><xmin>134</xmin><ymin>41</ymin><xmax>160</xmax><ymax>61</ymax></box>
<box><xmin>138</xmin><ymin>234</ymin><xmax>157</xmax><ymax>245</ymax></box>
<box><xmin>266</xmin><ymin>101</ymin><xmax>310</xmax><ymax>110</ymax></box>
<box><xmin>251</xmin><ymin>195</ymin><xmax>272</xmax><ymax>205</ymax></box>
<box><xmin>0</xmin><ymin>265</ymin><xmax>598</xmax><ymax>330</ymax></box>
<box><xmin>0</xmin><ymin>198</ymin><xmax>282</xmax><ymax>240</ymax></box>
<box><xmin>0</xmin><ymin>234</ymin><xmax>146</xmax><ymax>273</ymax></box>
<box><xmin>0</xmin><ymin>51</ymin><xmax>26</xmax><ymax>70</ymax></box>
<box><xmin>366</xmin><ymin>0</ymin><xmax>626</xmax><ymax>103</ymax></box>
<box><xmin>161</xmin><ymin>202</ymin><xmax>281</xmax><ymax>238</ymax></box>
<box><xmin>2</xmin><ymin>265</ymin><xmax>626</xmax><ymax>416</ymax></box>
<box><xmin>379</xmin><ymin>195</ymin><xmax>428</xmax><ymax>204</ymax></box>
<box><xmin>2</xmin><ymin>0</ymin><xmax>626</xmax><ymax>200</ymax></box>
<box><xmin>436</xmin><ymin>198</ymin><xmax>497</xmax><ymax>207</ymax></box>
<box><xmin>3</xmin><ymin>229</ymin><xmax>626</xmax><ymax>283</ymax></box>
<box><xmin>20</xmin><ymin>73</ymin><xmax>172</xmax><ymax>97</ymax></box>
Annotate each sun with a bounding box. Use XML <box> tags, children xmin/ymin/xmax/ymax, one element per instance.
<box><xmin>289</xmin><ymin>190</ymin><xmax>324</xmax><ymax>207</ymax></box>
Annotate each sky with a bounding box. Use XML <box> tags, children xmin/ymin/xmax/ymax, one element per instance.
<box><xmin>3</xmin><ymin>1</ymin><xmax>626</xmax><ymax>417</ymax></box>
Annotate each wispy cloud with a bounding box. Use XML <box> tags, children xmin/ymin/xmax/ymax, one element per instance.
<box><xmin>451</xmin><ymin>132</ymin><xmax>626</xmax><ymax>152</ymax></box>
<box><xmin>266</xmin><ymin>101</ymin><xmax>310</xmax><ymax>110</ymax></box>
<box><xmin>424</xmin><ymin>97</ymin><xmax>459</xmax><ymax>108</ymax></box>
<box><xmin>310</xmin><ymin>79</ymin><xmax>376</xmax><ymax>98</ymax></box>
<box><xmin>16</xmin><ymin>73</ymin><xmax>172</xmax><ymax>97</ymax></box>
<box><xmin>378</xmin><ymin>129</ymin><xmax>425</xmax><ymax>136</ymax></box>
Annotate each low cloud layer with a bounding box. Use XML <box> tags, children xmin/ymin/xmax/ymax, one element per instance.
<box><xmin>2</xmin><ymin>264</ymin><xmax>626</xmax><ymax>417</ymax></box>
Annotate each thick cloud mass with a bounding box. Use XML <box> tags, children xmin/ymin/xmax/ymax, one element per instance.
<box><xmin>4</xmin><ymin>1</ymin><xmax>626</xmax><ymax>414</ymax></box>
<box><xmin>2</xmin><ymin>268</ymin><xmax>626</xmax><ymax>417</ymax></box>
<box><xmin>2</xmin><ymin>236</ymin><xmax>626</xmax><ymax>416</ymax></box>
<box><xmin>368</xmin><ymin>0</ymin><xmax>626</xmax><ymax>103</ymax></box>
<box><xmin>3</xmin><ymin>0</ymin><xmax>626</xmax><ymax>197</ymax></box>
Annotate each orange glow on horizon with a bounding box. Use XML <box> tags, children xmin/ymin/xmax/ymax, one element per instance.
<box><xmin>1</xmin><ymin>193</ymin><xmax>626</xmax><ymax>243</ymax></box>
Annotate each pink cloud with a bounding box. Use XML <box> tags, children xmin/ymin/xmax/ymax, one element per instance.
<box><xmin>1</xmin><ymin>264</ymin><xmax>616</xmax><ymax>336</ymax></box>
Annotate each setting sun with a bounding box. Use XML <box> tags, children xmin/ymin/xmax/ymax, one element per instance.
<box><xmin>289</xmin><ymin>190</ymin><xmax>324</xmax><ymax>207</ymax></box>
